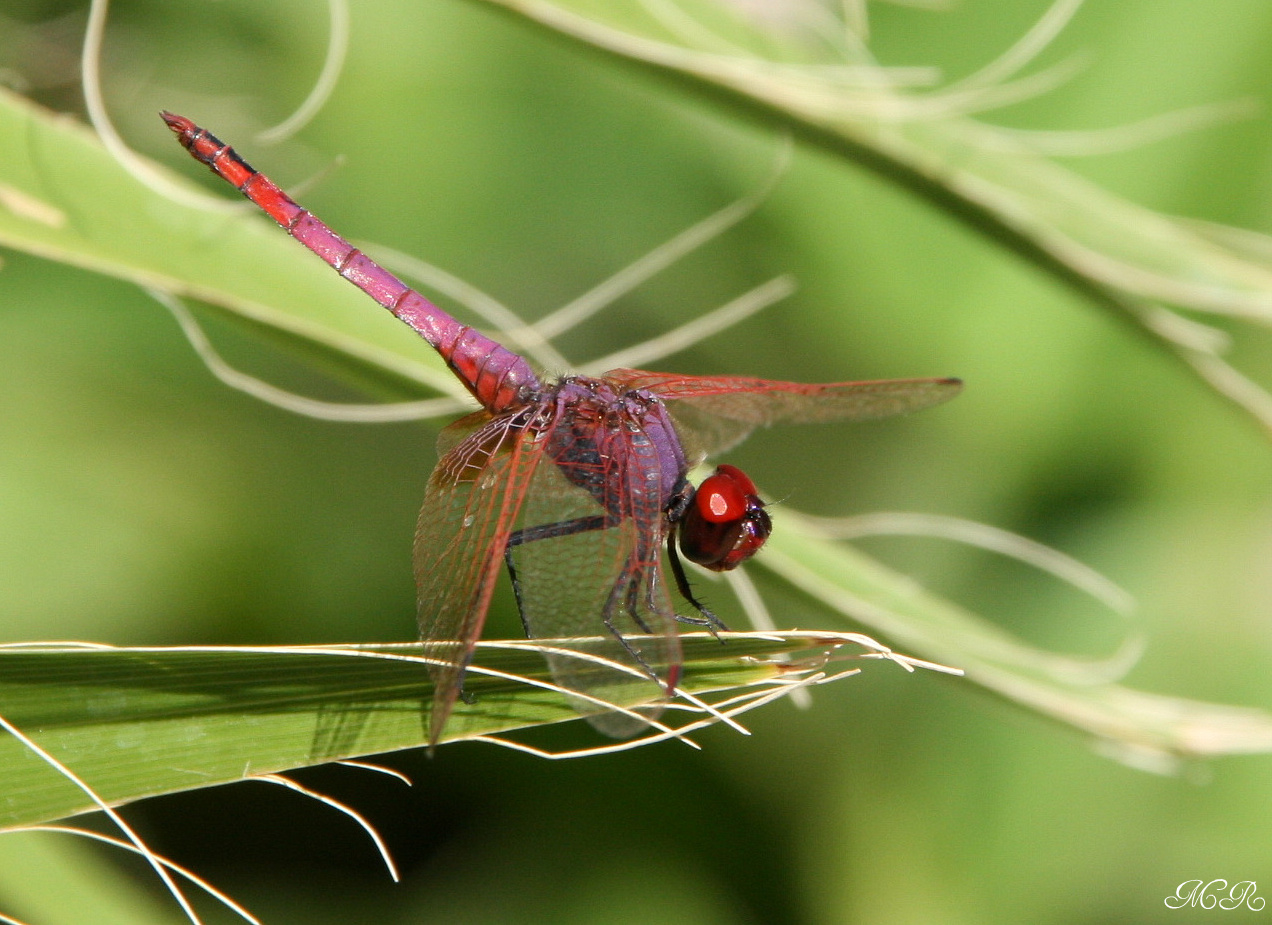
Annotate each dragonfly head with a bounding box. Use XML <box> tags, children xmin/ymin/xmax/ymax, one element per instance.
<box><xmin>678</xmin><ymin>464</ymin><xmax>772</xmax><ymax>571</ymax></box>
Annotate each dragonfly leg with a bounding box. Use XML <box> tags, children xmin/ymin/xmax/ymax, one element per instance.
<box><xmin>623</xmin><ymin>566</ymin><xmax>657</xmax><ymax>635</ymax></box>
<box><xmin>663</xmin><ymin>477</ymin><xmax>728</xmax><ymax>635</ymax></box>
<box><xmin>504</xmin><ymin>515</ymin><xmax>609</xmax><ymax>635</ymax></box>
<box><xmin>601</xmin><ymin>571</ymin><xmax>664</xmax><ymax>683</ymax></box>
<box><xmin>603</xmin><ymin>614</ymin><xmax>663</xmax><ymax>686</ymax></box>
<box><xmin>665</xmin><ymin>529</ymin><xmax>728</xmax><ymax>635</ymax></box>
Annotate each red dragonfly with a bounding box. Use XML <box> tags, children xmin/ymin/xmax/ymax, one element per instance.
<box><xmin>163</xmin><ymin>113</ymin><xmax>961</xmax><ymax>743</ymax></box>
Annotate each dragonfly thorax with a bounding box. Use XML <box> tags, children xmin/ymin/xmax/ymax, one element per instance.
<box><xmin>542</xmin><ymin>376</ymin><xmax>690</xmax><ymax>515</ymax></box>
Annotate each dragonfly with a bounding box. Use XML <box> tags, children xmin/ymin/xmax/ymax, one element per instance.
<box><xmin>163</xmin><ymin>112</ymin><xmax>961</xmax><ymax>744</ymax></box>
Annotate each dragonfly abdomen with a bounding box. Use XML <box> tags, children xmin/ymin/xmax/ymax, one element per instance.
<box><xmin>162</xmin><ymin>112</ymin><xmax>541</xmax><ymax>414</ymax></box>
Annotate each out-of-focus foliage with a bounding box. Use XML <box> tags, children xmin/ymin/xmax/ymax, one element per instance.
<box><xmin>1</xmin><ymin>1</ymin><xmax>1271</xmax><ymax>923</ymax></box>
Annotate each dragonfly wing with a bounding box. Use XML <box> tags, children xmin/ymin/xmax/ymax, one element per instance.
<box><xmin>607</xmin><ymin>368</ymin><xmax>962</xmax><ymax>461</ymax></box>
<box><xmin>510</xmin><ymin>432</ymin><xmax>681</xmax><ymax>737</ymax></box>
<box><xmin>414</xmin><ymin>408</ymin><xmax>551</xmax><ymax>745</ymax></box>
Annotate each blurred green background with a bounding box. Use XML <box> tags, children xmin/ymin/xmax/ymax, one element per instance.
<box><xmin>2</xmin><ymin>0</ymin><xmax>1272</xmax><ymax>922</ymax></box>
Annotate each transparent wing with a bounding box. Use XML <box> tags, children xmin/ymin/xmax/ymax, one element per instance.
<box><xmin>509</xmin><ymin>428</ymin><xmax>681</xmax><ymax>737</ymax></box>
<box><xmin>607</xmin><ymin>368</ymin><xmax>962</xmax><ymax>461</ymax></box>
<box><xmin>414</xmin><ymin>408</ymin><xmax>552</xmax><ymax>745</ymax></box>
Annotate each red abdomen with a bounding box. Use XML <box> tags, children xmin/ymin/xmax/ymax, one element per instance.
<box><xmin>162</xmin><ymin>112</ymin><xmax>541</xmax><ymax>413</ymax></box>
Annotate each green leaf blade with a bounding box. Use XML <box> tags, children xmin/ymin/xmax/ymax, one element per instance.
<box><xmin>0</xmin><ymin>633</ymin><xmax>867</xmax><ymax>829</ymax></box>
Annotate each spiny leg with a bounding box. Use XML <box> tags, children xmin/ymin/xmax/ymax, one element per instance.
<box><xmin>504</xmin><ymin>514</ymin><xmax>608</xmax><ymax>636</ymax></box>
<box><xmin>663</xmin><ymin>477</ymin><xmax>728</xmax><ymax>634</ymax></box>
<box><xmin>600</xmin><ymin>560</ymin><xmax>664</xmax><ymax>684</ymax></box>
<box><xmin>503</xmin><ymin>513</ymin><xmax>693</xmax><ymax>693</ymax></box>
<box><xmin>503</xmin><ymin>517</ymin><xmax>663</xmax><ymax>682</ymax></box>
<box><xmin>665</xmin><ymin>531</ymin><xmax>728</xmax><ymax>635</ymax></box>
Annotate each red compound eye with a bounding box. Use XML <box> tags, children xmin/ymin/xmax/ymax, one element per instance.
<box><xmin>678</xmin><ymin>465</ymin><xmax>771</xmax><ymax>571</ymax></box>
<box><xmin>695</xmin><ymin>466</ymin><xmax>753</xmax><ymax>523</ymax></box>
